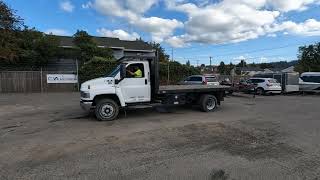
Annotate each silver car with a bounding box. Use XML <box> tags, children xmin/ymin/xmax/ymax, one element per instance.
<box><xmin>179</xmin><ymin>75</ymin><xmax>220</xmax><ymax>86</ymax></box>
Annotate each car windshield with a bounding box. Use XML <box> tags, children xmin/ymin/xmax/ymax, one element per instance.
<box><xmin>105</xmin><ymin>65</ymin><xmax>121</xmax><ymax>77</ymax></box>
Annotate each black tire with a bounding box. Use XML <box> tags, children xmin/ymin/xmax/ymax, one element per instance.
<box><xmin>95</xmin><ymin>99</ymin><xmax>119</xmax><ymax>121</ymax></box>
<box><xmin>199</xmin><ymin>94</ymin><xmax>217</xmax><ymax>112</ymax></box>
<box><xmin>256</xmin><ymin>87</ymin><xmax>265</xmax><ymax>95</ymax></box>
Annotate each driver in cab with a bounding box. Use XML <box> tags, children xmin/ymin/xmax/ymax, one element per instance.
<box><xmin>127</xmin><ymin>66</ymin><xmax>142</xmax><ymax>78</ymax></box>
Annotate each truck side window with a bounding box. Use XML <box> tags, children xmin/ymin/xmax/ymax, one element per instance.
<box><xmin>126</xmin><ymin>63</ymin><xmax>145</xmax><ymax>78</ymax></box>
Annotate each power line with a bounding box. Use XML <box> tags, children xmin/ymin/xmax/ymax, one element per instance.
<box><xmin>173</xmin><ymin>40</ymin><xmax>319</xmax><ymax>59</ymax></box>
<box><xmin>213</xmin><ymin>42</ymin><xmax>313</xmax><ymax>57</ymax></box>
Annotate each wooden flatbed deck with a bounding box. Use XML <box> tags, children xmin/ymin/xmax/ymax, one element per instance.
<box><xmin>158</xmin><ymin>85</ymin><xmax>230</xmax><ymax>94</ymax></box>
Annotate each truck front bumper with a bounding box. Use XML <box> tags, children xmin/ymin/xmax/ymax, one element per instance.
<box><xmin>80</xmin><ymin>100</ymin><xmax>93</xmax><ymax>111</ymax></box>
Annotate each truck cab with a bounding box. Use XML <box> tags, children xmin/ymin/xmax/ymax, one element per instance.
<box><xmin>80</xmin><ymin>59</ymin><xmax>154</xmax><ymax>119</ymax></box>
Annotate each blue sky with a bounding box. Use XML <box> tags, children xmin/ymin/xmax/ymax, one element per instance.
<box><xmin>4</xmin><ymin>0</ymin><xmax>320</xmax><ymax>65</ymax></box>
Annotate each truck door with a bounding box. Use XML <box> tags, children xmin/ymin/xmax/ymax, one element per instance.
<box><xmin>120</xmin><ymin>62</ymin><xmax>151</xmax><ymax>103</ymax></box>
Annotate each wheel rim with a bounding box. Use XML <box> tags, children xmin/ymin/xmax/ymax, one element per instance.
<box><xmin>100</xmin><ymin>104</ymin><xmax>115</xmax><ymax>118</ymax></box>
<box><xmin>257</xmin><ymin>89</ymin><xmax>263</xmax><ymax>95</ymax></box>
<box><xmin>206</xmin><ymin>98</ymin><xmax>216</xmax><ymax>110</ymax></box>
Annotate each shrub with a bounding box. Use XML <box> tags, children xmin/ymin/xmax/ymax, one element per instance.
<box><xmin>160</xmin><ymin>61</ymin><xmax>200</xmax><ymax>85</ymax></box>
<box><xmin>79</xmin><ymin>57</ymin><xmax>117</xmax><ymax>82</ymax></box>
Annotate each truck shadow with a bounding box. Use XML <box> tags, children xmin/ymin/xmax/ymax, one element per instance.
<box><xmin>118</xmin><ymin>105</ymin><xmax>218</xmax><ymax>119</ymax></box>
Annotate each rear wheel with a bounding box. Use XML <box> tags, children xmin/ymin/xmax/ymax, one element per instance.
<box><xmin>95</xmin><ymin>99</ymin><xmax>119</xmax><ymax>121</ymax></box>
<box><xmin>199</xmin><ymin>95</ymin><xmax>217</xmax><ymax>112</ymax></box>
<box><xmin>256</xmin><ymin>87</ymin><xmax>265</xmax><ymax>95</ymax></box>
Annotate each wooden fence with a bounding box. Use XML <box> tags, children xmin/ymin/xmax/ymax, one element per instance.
<box><xmin>0</xmin><ymin>71</ymin><xmax>78</xmax><ymax>93</ymax></box>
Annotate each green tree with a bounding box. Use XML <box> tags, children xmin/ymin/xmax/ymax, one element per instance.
<box><xmin>251</xmin><ymin>62</ymin><xmax>257</xmax><ymax>67</ymax></box>
<box><xmin>186</xmin><ymin>60</ymin><xmax>191</xmax><ymax>66</ymax></box>
<box><xmin>148</xmin><ymin>42</ymin><xmax>170</xmax><ymax>62</ymax></box>
<box><xmin>79</xmin><ymin>57</ymin><xmax>117</xmax><ymax>82</ymax></box>
<box><xmin>259</xmin><ymin>63</ymin><xmax>273</xmax><ymax>69</ymax></box>
<box><xmin>159</xmin><ymin>61</ymin><xmax>200</xmax><ymax>84</ymax></box>
<box><xmin>16</xmin><ymin>29</ymin><xmax>59</xmax><ymax>66</ymax></box>
<box><xmin>73</xmin><ymin>30</ymin><xmax>114</xmax><ymax>63</ymax></box>
<box><xmin>0</xmin><ymin>1</ymin><xmax>24</xmax><ymax>62</ymax></box>
<box><xmin>73</xmin><ymin>30</ymin><xmax>97</xmax><ymax>62</ymax></box>
<box><xmin>0</xmin><ymin>1</ymin><xmax>23</xmax><ymax>30</ymax></box>
<box><xmin>295</xmin><ymin>42</ymin><xmax>320</xmax><ymax>72</ymax></box>
<box><xmin>225</xmin><ymin>62</ymin><xmax>235</xmax><ymax>75</ymax></box>
<box><xmin>237</xmin><ymin>59</ymin><xmax>247</xmax><ymax>68</ymax></box>
<box><xmin>218</xmin><ymin>61</ymin><xmax>226</xmax><ymax>74</ymax></box>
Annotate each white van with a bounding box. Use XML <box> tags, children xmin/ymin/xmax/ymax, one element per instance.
<box><xmin>299</xmin><ymin>72</ymin><xmax>320</xmax><ymax>92</ymax></box>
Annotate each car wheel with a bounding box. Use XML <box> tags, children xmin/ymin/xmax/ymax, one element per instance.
<box><xmin>95</xmin><ymin>99</ymin><xmax>119</xmax><ymax>121</ymax></box>
<box><xmin>256</xmin><ymin>88</ymin><xmax>265</xmax><ymax>95</ymax></box>
<box><xmin>199</xmin><ymin>94</ymin><xmax>217</xmax><ymax>112</ymax></box>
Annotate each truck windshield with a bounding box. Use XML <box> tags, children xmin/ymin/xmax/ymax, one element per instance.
<box><xmin>106</xmin><ymin>65</ymin><xmax>120</xmax><ymax>77</ymax></box>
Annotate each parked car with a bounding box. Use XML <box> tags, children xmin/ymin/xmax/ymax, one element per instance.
<box><xmin>299</xmin><ymin>72</ymin><xmax>320</xmax><ymax>92</ymax></box>
<box><xmin>247</xmin><ymin>78</ymin><xmax>282</xmax><ymax>95</ymax></box>
<box><xmin>220</xmin><ymin>78</ymin><xmax>234</xmax><ymax>94</ymax></box>
<box><xmin>179</xmin><ymin>75</ymin><xmax>220</xmax><ymax>86</ymax></box>
<box><xmin>233</xmin><ymin>79</ymin><xmax>256</xmax><ymax>93</ymax></box>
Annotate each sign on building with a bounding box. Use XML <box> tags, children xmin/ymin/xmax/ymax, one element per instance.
<box><xmin>47</xmin><ymin>74</ymin><xmax>78</xmax><ymax>84</ymax></box>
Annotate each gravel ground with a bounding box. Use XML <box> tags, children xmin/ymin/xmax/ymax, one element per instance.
<box><xmin>0</xmin><ymin>93</ymin><xmax>320</xmax><ymax>180</ymax></box>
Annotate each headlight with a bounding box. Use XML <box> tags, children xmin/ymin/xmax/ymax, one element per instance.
<box><xmin>80</xmin><ymin>91</ymin><xmax>90</xmax><ymax>98</ymax></box>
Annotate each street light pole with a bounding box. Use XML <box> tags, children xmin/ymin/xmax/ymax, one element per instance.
<box><xmin>167</xmin><ymin>48</ymin><xmax>174</xmax><ymax>85</ymax></box>
<box><xmin>210</xmin><ymin>56</ymin><xmax>212</xmax><ymax>72</ymax></box>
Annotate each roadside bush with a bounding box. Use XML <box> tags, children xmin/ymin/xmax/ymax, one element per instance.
<box><xmin>159</xmin><ymin>61</ymin><xmax>200</xmax><ymax>84</ymax></box>
<box><xmin>79</xmin><ymin>57</ymin><xmax>117</xmax><ymax>83</ymax></box>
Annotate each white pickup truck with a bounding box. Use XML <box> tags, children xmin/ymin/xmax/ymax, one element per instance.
<box><xmin>80</xmin><ymin>55</ymin><xmax>229</xmax><ymax>121</ymax></box>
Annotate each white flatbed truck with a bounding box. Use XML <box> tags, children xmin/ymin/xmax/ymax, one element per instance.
<box><xmin>80</xmin><ymin>55</ymin><xmax>229</xmax><ymax>121</ymax></box>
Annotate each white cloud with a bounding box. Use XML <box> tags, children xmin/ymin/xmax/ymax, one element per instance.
<box><xmin>166</xmin><ymin>36</ymin><xmax>188</xmax><ymax>48</ymax></box>
<box><xmin>93</xmin><ymin>0</ymin><xmax>157</xmax><ymax>20</ymax></box>
<box><xmin>267</xmin><ymin>0</ymin><xmax>320</xmax><ymax>12</ymax></box>
<box><xmin>86</xmin><ymin>0</ymin><xmax>320</xmax><ymax>47</ymax></box>
<box><xmin>259</xmin><ymin>57</ymin><xmax>268</xmax><ymax>63</ymax></box>
<box><xmin>45</xmin><ymin>29</ymin><xmax>69</xmax><ymax>36</ymax></box>
<box><xmin>133</xmin><ymin>17</ymin><xmax>183</xmax><ymax>42</ymax></box>
<box><xmin>60</xmin><ymin>1</ymin><xmax>74</xmax><ymax>12</ymax></box>
<box><xmin>91</xmin><ymin>0</ymin><xmax>182</xmax><ymax>42</ymax></box>
<box><xmin>273</xmin><ymin>19</ymin><xmax>320</xmax><ymax>36</ymax></box>
<box><xmin>232</xmin><ymin>56</ymin><xmax>246</xmax><ymax>64</ymax></box>
<box><xmin>166</xmin><ymin>0</ymin><xmax>280</xmax><ymax>46</ymax></box>
<box><xmin>82</xmin><ymin>2</ymin><xmax>92</xmax><ymax>9</ymax></box>
<box><xmin>97</xmin><ymin>28</ymin><xmax>140</xmax><ymax>41</ymax></box>
<box><xmin>267</xmin><ymin>33</ymin><xmax>277</xmax><ymax>37</ymax></box>
<box><xmin>164</xmin><ymin>0</ymin><xmax>320</xmax><ymax>47</ymax></box>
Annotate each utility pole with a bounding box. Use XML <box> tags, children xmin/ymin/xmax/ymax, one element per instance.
<box><xmin>172</xmin><ymin>48</ymin><xmax>174</xmax><ymax>62</ymax></box>
<box><xmin>167</xmin><ymin>48</ymin><xmax>173</xmax><ymax>85</ymax></box>
<box><xmin>196</xmin><ymin>60</ymin><xmax>200</xmax><ymax>67</ymax></box>
<box><xmin>209</xmin><ymin>56</ymin><xmax>212</xmax><ymax>72</ymax></box>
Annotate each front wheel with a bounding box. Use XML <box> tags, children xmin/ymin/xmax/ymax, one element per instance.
<box><xmin>95</xmin><ymin>99</ymin><xmax>119</xmax><ymax>121</ymax></box>
<box><xmin>199</xmin><ymin>95</ymin><xmax>217</xmax><ymax>112</ymax></box>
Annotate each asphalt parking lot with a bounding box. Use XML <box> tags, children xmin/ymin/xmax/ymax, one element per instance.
<box><xmin>0</xmin><ymin>93</ymin><xmax>320</xmax><ymax>180</ymax></box>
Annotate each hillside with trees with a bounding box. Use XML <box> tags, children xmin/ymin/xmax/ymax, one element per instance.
<box><xmin>295</xmin><ymin>42</ymin><xmax>320</xmax><ymax>73</ymax></box>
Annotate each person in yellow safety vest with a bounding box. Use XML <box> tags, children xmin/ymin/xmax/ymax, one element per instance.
<box><xmin>127</xmin><ymin>66</ymin><xmax>142</xmax><ymax>78</ymax></box>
